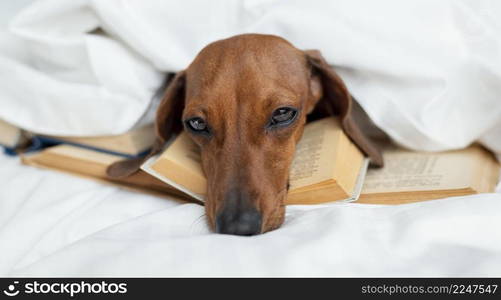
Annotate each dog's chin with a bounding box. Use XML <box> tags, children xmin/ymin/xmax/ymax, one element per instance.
<box><xmin>204</xmin><ymin>197</ymin><xmax>286</xmax><ymax>235</ymax></box>
<box><xmin>262</xmin><ymin>205</ymin><xmax>286</xmax><ymax>233</ymax></box>
<box><xmin>260</xmin><ymin>190</ymin><xmax>287</xmax><ymax>233</ymax></box>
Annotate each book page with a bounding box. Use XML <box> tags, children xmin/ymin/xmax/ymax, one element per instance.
<box><xmin>42</xmin><ymin>124</ymin><xmax>155</xmax><ymax>155</ymax></box>
<box><xmin>149</xmin><ymin>133</ymin><xmax>207</xmax><ymax>195</ymax></box>
<box><xmin>142</xmin><ymin>154</ymin><xmax>205</xmax><ymax>201</ymax></box>
<box><xmin>361</xmin><ymin>146</ymin><xmax>483</xmax><ymax>193</ymax></box>
<box><xmin>148</xmin><ymin>117</ymin><xmax>361</xmax><ymax>197</ymax></box>
<box><xmin>23</xmin><ymin>145</ymin><xmax>187</xmax><ymax>201</ymax></box>
<box><xmin>288</xmin><ymin>125</ymin><xmax>324</xmax><ymax>188</ymax></box>
<box><xmin>289</xmin><ymin>118</ymin><xmax>342</xmax><ymax>190</ymax></box>
<box><xmin>0</xmin><ymin>119</ymin><xmax>22</xmax><ymax>147</ymax></box>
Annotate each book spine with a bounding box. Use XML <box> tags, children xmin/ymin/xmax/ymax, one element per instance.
<box><xmin>31</xmin><ymin>136</ymin><xmax>150</xmax><ymax>158</ymax></box>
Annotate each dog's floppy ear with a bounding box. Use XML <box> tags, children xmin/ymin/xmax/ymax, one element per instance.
<box><xmin>106</xmin><ymin>71</ymin><xmax>187</xmax><ymax>179</ymax></box>
<box><xmin>304</xmin><ymin>50</ymin><xmax>383</xmax><ymax>167</ymax></box>
<box><xmin>154</xmin><ymin>71</ymin><xmax>186</xmax><ymax>144</ymax></box>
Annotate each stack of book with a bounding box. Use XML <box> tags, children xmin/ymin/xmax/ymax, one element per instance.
<box><xmin>2</xmin><ymin>117</ymin><xmax>499</xmax><ymax>205</ymax></box>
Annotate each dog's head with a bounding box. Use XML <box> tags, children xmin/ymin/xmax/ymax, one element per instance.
<box><xmin>108</xmin><ymin>34</ymin><xmax>382</xmax><ymax>235</ymax></box>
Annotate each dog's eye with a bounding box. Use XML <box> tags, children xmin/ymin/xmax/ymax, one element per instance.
<box><xmin>185</xmin><ymin>117</ymin><xmax>209</xmax><ymax>133</ymax></box>
<box><xmin>269</xmin><ymin>107</ymin><xmax>298</xmax><ymax>127</ymax></box>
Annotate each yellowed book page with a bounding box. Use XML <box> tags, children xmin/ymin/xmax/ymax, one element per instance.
<box><xmin>22</xmin><ymin>148</ymin><xmax>190</xmax><ymax>202</ymax></box>
<box><xmin>330</xmin><ymin>123</ymin><xmax>364</xmax><ymax>194</ymax></box>
<box><xmin>361</xmin><ymin>146</ymin><xmax>488</xmax><ymax>195</ymax></box>
<box><xmin>142</xmin><ymin>155</ymin><xmax>205</xmax><ymax>201</ymax></box>
<box><xmin>356</xmin><ymin>189</ymin><xmax>476</xmax><ymax>205</ymax></box>
<box><xmin>471</xmin><ymin>148</ymin><xmax>500</xmax><ymax>193</ymax></box>
<box><xmin>150</xmin><ymin>133</ymin><xmax>206</xmax><ymax>195</ymax></box>
<box><xmin>41</xmin><ymin>124</ymin><xmax>155</xmax><ymax>155</ymax></box>
<box><xmin>150</xmin><ymin>118</ymin><xmax>357</xmax><ymax>197</ymax></box>
<box><xmin>26</xmin><ymin>145</ymin><xmax>138</xmax><ymax>183</ymax></box>
<box><xmin>289</xmin><ymin>118</ymin><xmax>342</xmax><ymax>190</ymax></box>
<box><xmin>23</xmin><ymin>145</ymin><xmax>185</xmax><ymax>197</ymax></box>
<box><xmin>0</xmin><ymin>119</ymin><xmax>22</xmax><ymax>147</ymax></box>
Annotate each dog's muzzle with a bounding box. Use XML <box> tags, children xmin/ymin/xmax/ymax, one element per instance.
<box><xmin>214</xmin><ymin>189</ymin><xmax>262</xmax><ymax>236</ymax></box>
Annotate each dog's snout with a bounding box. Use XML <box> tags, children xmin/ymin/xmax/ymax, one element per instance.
<box><xmin>215</xmin><ymin>207</ymin><xmax>262</xmax><ymax>236</ymax></box>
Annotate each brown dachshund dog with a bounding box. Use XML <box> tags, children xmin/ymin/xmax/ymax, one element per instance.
<box><xmin>107</xmin><ymin>34</ymin><xmax>382</xmax><ymax>236</ymax></box>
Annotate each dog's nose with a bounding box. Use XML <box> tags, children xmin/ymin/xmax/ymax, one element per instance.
<box><xmin>215</xmin><ymin>208</ymin><xmax>262</xmax><ymax>236</ymax></box>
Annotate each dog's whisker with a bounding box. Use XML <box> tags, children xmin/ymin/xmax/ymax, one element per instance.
<box><xmin>189</xmin><ymin>213</ymin><xmax>208</xmax><ymax>234</ymax></box>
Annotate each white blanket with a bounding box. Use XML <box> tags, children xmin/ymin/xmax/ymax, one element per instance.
<box><xmin>1</xmin><ymin>152</ymin><xmax>500</xmax><ymax>277</ymax></box>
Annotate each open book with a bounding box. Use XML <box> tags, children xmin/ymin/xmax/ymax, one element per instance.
<box><xmin>35</xmin><ymin>124</ymin><xmax>156</xmax><ymax>157</ymax></box>
<box><xmin>141</xmin><ymin>116</ymin><xmax>499</xmax><ymax>205</ymax></box>
<box><xmin>141</xmin><ymin>117</ymin><xmax>369</xmax><ymax>204</ymax></box>
<box><xmin>21</xmin><ymin>144</ymin><xmax>192</xmax><ymax>201</ymax></box>
<box><xmin>358</xmin><ymin>145</ymin><xmax>500</xmax><ymax>204</ymax></box>
<box><xmin>21</xmin><ymin>118</ymin><xmax>500</xmax><ymax>205</ymax></box>
<box><xmin>1</xmin><ymin>118</ymin><xmax>155</xmax><ymax>158</ymax></box>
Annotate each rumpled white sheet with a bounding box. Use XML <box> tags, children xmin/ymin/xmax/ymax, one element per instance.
<box><xmin>1</xmin><ymin>152</ymin><xmax>500</xmax><ymax>277</ymax></box>
<box><xmin>0</xmin><ymin>0</ymin><xmax>500</xmax><ymax>154</ymax></box>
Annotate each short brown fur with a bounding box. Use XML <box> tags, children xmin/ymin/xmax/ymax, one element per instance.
<box><xmin>107</xmin><ymin>34</ymin><xmax>382</xmax><ymax>234</ymax></box>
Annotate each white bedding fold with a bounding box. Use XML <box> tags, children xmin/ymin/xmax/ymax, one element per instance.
<box><xmin>1</xmin><ymin>153</ymin><xmax>500</xmax><ymax>277</ymax></box>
